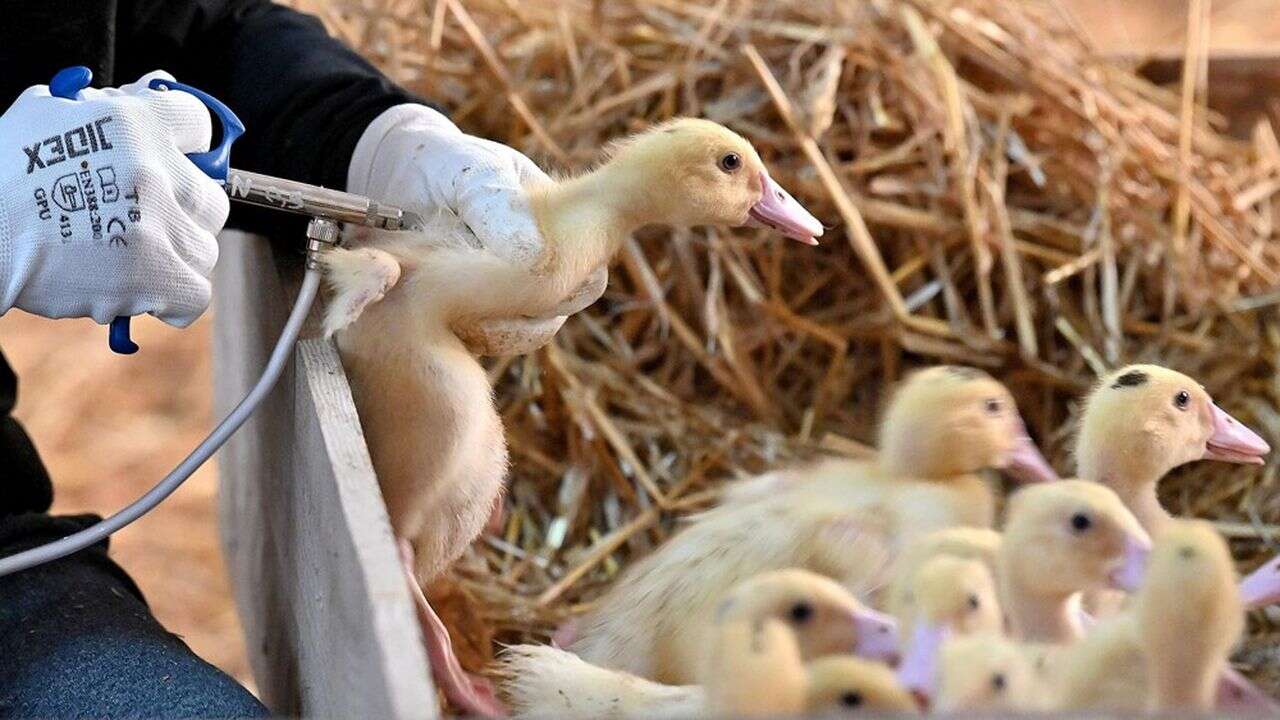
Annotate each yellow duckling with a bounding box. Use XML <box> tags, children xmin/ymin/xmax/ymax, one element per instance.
<box><xmin>1139</xmin><ymin>520</ymin><xmax>1244</xmax><ymax>712</ymax></box>
<box><xmin>497</xmin><ymin>569</ymin><xmax>895</xmax><ymax>719</ymax></box>
<box><xmin>565</xmin><ymin>366</ymin><xmax>1053</xmax><ymax>685</ymax></box>
<box><xmin>883</xmin><ymin>527</ymin><xmax>1002</xmax><ymax>621</ymax></box>
<box><xmin>894</xmin><ymin>555</ymin><xmax>1004</xmax><ymax>705</ymax></box>
<box><xmin>1054</xmin><ymin>520</ymin><xmax>1248</xmax><ymax>713</ymax></box>
<box><xmin>802</xmin><ymin>656</ymin><xmax>918</xmax><ymax>715</ymax></box>
<box><xmin>932</xmin><ymin>635</ymin><xmax>1049</xmax><ymax>713</ymax></box>
<box><xmin>1077</xmin><ymin>364</ymin><xmax>1269</xmax><ymax>536</ymax></box>
<box><xmin>328</xmin><ymin>118</ymin><xmax>822</xmax><ymax>713</ymax></box>
<box><xmin>998</xmin><ymin>480</ymin><xmax>1151</xmax><ymax>643</ymax></box>
<box><xmin>1073</xmin><ymin>366</ymin><xmax>1276</xmax><ymax>708</ymax></box>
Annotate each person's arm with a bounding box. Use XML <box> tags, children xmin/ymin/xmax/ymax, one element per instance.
<box><xmin>122</xmin><ymin>0</ymin><xmax>425</xmax><ymax>231</ymax></box>
<box><xmin>121</xmin><ymin>0</ymin><xmax>609</xmax><ymax>352</ymax></box>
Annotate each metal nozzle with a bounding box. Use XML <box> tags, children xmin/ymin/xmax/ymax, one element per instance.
<box><xmin>305</xmin><ymin>217</ymin><xmax>342</xmax><ymax>270</ymax></box>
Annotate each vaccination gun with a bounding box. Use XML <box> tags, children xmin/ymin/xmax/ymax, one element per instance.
<box><xmin>0</xmin><ymin>67</ymin><xmax>420</xmax><ymax>576</ymax></box>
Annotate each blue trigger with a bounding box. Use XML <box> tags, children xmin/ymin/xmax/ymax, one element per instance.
<box><xmin>49</xmin><ymin>66</ymin><xmax>244</xmax><ymax>355</ymax></box>
<box><xmin>50</xmin><ymin>66</ymin><xmax>93</xmax><ymax>99</ymax></box>
<box><xmin>109</xmin><ymin>318</ymin><xmax>139</xmax><ymax>354</ymax></box>
<box><xmin>147</xmin><ymin>78</ymin><xmax>244</xmax><ymax>182</ymax></box>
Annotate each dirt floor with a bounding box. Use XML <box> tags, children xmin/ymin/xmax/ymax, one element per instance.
<box><xmin>0</xmin><ymin>311</ymin><xmax>254</xmax><ymax>689</ymax></box>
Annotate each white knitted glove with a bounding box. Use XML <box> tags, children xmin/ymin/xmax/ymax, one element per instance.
<box><xmin>0</xmin><ymin>70</ymin><xmax>228</xmax><ymax>326</ymax></box>
<box><xmin>348</xmin><ymin>104</ymin><xmax>607</xmax><ymax>355</ymax></box>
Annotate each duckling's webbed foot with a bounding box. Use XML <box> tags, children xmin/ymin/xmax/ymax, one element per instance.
<box><xmin>398</xmin><ymin>540</ymin><xmax>508</xmax><ymax>718</ymax></box>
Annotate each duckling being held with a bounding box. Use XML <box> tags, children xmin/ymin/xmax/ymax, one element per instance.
<box><xmin>567</xmin><ymin>366</ymin><xmax>1052</xmax><ymax>684</ymax></box>
<box><xmin>331</xmin><ymin>119</ymin><xmax>822</xmax><ymax>714</ymax></box>
<box><xmin>497</xmin><ymin>569</ymin><xmax>891</xmax><ymax>719</ymax></box>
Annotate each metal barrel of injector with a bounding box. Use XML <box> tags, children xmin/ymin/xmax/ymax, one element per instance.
<box><xmin>223</xmin><ymin>168</ymin><xmax>415</xmax><ymax>231</ymax></box>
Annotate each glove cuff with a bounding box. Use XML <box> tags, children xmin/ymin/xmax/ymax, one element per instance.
<box><xmin>0</xmin><ymin>181</ymin><xmax>19</xmax><ymax>316</ymax></box>
<box><xmin>347</xmin><ymin>103</ymin><xmax>458</xmax><ymax>196</ymax></box>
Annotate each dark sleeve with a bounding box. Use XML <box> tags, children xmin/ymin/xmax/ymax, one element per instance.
<box><xmin>0</xmin><ymin>352</ymin><xmax>53</xmax><ymax>517</ymax></box>
<box><xmin>121</xmin><ymin>0</ymin><xmax>431</xmax><ymax>233</ymax></box>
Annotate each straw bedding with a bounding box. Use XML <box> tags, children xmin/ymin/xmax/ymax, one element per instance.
<box><xmin>285</xmin><ymin>0</ymin><xmax>1280</xmax><ymax>701</ymax></box>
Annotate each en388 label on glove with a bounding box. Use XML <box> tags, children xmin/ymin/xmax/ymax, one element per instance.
<box><xmin>25</xmin><ymin>116</ymin><xmax>146</xmax><ymax>246</ymax></box>
<box><xmin>0</xmin><ymin>71</ymin><xmax>229</xmax><ymax>327</ymax></box>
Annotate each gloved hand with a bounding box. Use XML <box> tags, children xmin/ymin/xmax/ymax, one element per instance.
<box><xmin>347</xmin><ymin>104</ymin><xmax>607</xmax><ymax>356</ymax></box>
<box><xmin>0</xmin><ymin>70</ymin><xmax>228</xmax><ymax>327</ymax></box>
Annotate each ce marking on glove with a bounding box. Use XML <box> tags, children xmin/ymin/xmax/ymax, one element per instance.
<box><xmin>32</xmin><ymin>160</ymin><xmax>136</xmax><ymax>245</ymax></box>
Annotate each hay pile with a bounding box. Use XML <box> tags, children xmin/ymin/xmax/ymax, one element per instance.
<box><xmin>288</xmin><ymin>0</ymin><xmax>1280</xmax><ymax>696</ymax></box>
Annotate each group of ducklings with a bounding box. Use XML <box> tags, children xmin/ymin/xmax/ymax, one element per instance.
<box><xmin>494</xmin><ymin>364</ymin><xmax>1277</xmax><ymax>717</ymax></box>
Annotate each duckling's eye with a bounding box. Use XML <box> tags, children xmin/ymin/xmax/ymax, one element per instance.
<box><xmin>789</xmin><ymin>601</ymin><xmax>814</xmax><ymax>623</ymax></box>
<box><xmin>967</xmin><ymin>594</ymin><xmax>981</xmax><ymax>611</ymax></box>
<box><xmin>841</xmin><ymin>691</ymin><xmax>863</xmax><ymax>708</ymax></box>
<box><xmin>1174</xmin><ymin>390</ymin><xmax>1191</xmax><ymax>410</ymax></box>
<box><xmin>1070</xmin><ymin>512</ymin><xmax>1092</xmax><ymax>533</ymax></box>
<box><xmin>984</xmin><ymin>398</ymin><xmax>1002</xmax><ymax>415</ymax></box>
<box><xmin>991</xmin><ymin>673</ymin><xmax>1007</xmax><ymax>692</ymax></box>
<box><xmin>718</xmin><ymin>152</ymin><xmax>742</xmax><ymax>173</ymax></box>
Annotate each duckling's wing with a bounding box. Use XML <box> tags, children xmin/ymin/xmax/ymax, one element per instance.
<box><xmin>319</xmin><ymin>246</ymin><xmax>402</xmax><ymax>337</ymax></box>
<box><xmin>807</xmin><ymin>510</ymin><xmax>895</xmax><ymax>597</ymax></box>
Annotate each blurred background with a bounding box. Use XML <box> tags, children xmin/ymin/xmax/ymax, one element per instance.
<box><xmin>4</xmin><ymin>0</ymin><xmax>1280</xmax><ymax>691</ymax></box>
<box><xmin>0</xmin><ymin>313</ymin><xmax>251</xmax><ymax>683</ymax></box>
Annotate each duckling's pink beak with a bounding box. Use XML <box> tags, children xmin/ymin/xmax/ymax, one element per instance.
<box><xmin>896</xmin><ymin>620</ymin><xmax>948</xmax><ymax>710</ymax></box>
<box><xmin>1107</xmin><ymin>532</ymin><xmax>1152</xmax><ymax>592</ymax></box>
<box><xmin>852</xmin><ymin>605</ymin><xmax>900</xmax><ymax>663</ymax></box>
<box><xmin>1217</xmin><ymin>665</ymin><xmax>1280</xmax><ymax>713</ymax></box>
<box><xmin>1203</xmin><ymin>404</ymin><xmax>1270</xmax><ymax>465</ymax></box>
<box><xmin>1238</xmin><ymin>553</ymin><xmax>1280</xmax><ymax>609</ymax></box>
<box><xmin>1003</xmin><ymin>419</ymin><xmax>1059</xmax><ymax>484</ymax></box>
<box><xmin>748</xmin><ymin>172</ymin><xmax>823</xmax><ymax>245</ymax></box>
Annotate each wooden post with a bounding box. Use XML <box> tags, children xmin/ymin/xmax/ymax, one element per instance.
<box><xmin>212</xmin><ymin>232</ymin><xmax>437</xmax><ymax>719</ymax></box>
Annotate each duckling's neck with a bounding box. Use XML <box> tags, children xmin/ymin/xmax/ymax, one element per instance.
<box><xmin>1078</xmin><ymin>445</ymin><xmax>1171</xmax><ymax>536</ymax></box>
<box><xmin>534</xmin><ymin>162</ymin><xmax>662</xmax><ymax>278</ymax></box>
<box><xmin>1095</xmin><ymin>475</ymin><xmax>1171</xmax><ymax>538</ymax></box>
<box><xmin>1000</xmin><ymin>563</ymin><xmax>1084</xmax><ymax>643</ymax></box>
<box><xmin>878</xmin><ymin>452</ymin><xmax>967</xmax><ymax>482</ymax></box>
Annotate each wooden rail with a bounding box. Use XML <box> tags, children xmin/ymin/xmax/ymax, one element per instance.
<box><xmin>211</xmin><ymin>232</ymin><xmax>438</xmax><ymax>719</ymax></box>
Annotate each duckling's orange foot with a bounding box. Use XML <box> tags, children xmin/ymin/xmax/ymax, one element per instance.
<box><xmin>398</xmin><ymin>540</ymin><xmax>508</xmax><ymax>718</ymax></box>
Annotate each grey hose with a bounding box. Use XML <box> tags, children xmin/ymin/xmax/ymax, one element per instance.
<box><xmin>0</xmin><ymin>267</ymin><xmax>323</xmax><ymax>577</ymax></box>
